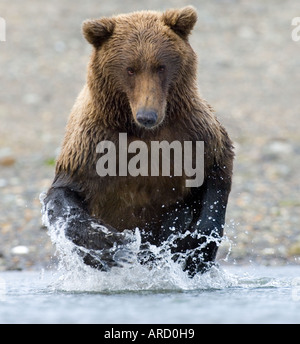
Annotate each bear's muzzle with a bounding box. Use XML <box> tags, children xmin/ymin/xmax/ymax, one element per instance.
<box><xmin>136</xmin><ymin>109</ymin><xmax>158</xmax><ymax>128</ymax></box>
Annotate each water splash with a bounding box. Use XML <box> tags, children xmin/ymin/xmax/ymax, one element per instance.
<box><xmin>40</xmin><ymin>192</ymin><xmax>236</xmax><ymax>293</ymax></box>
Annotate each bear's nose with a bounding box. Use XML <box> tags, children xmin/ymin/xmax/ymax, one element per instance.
<box><xmin>136</xmin><ymin>109</ymin><xmax>158</xmax><ymax>128</ymax></box>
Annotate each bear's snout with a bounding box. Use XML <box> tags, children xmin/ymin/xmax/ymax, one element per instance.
<box><xmin>136</xmin><ymin>109</ymin><xmax>158</xmax><ymax>128</ymax></box>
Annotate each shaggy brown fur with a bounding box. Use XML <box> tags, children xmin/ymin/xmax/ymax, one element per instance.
<box><xmin>45</xmin><ymin>7</ymin><xmax>234</xmax><ymax>276</ymax></box>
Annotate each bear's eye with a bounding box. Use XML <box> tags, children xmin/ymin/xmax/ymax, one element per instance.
<box><xmin>127</xmin><ymin>67</ymin><xmax>135</xmax><ymax>76</ymax></box>
<box><xmin>158</xmin><ymin>65</ymin><xmax>166</xmax><ymax>73</ymax></box>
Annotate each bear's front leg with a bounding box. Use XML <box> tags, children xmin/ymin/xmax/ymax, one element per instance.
<box><xmin>172</xmin><ymin>165</ymin><xmax>232</xmax><ymax>277</ymax></box>
<box><xmin>43</xmin><ymin>187</ymin><xmax>132</xmax><ymax>271</ymax></box>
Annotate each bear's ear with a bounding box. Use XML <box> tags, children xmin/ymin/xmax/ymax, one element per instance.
<box><xmin>162</xmin><ymin>6</ymin><xmax>197</xmax><ymax>39</ymax></box>
<box><xmin>82</xmin><ymin>18</ymin><xmax>115</xmax><ymax>47</ymax></box>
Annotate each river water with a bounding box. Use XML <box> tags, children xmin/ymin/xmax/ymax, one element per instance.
<box><xmin>1</xmin><ymin>265</ymin><xmax>300</xmax><ymax>324</ymax></box>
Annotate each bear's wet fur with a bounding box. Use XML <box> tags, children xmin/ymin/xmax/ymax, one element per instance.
<box><xmin>45</xmin><ymin>7</ymin><xmax>234</xmax><ymax>277</ymax></box>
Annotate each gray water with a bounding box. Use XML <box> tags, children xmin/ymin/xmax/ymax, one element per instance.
<box><xmin>6</xmin><ymin>198</ymin><xmax>300</xmax><ymax>324</ymax></box>
<box><xmin>1</xmin><ymin>265</ymin><xmax>300</xmax><ymax>324</ymax></box>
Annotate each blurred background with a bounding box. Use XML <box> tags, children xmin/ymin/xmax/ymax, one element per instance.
<box><xmin>0</xmin><ymin>0</ymin><xmax>299</xmax><ymax>270</ymax></box>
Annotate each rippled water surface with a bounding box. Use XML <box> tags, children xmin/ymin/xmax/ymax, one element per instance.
<box><xmin>1</xmin><ymin>265</ymin><xmax>300</xmax><ymax>324</ymax></box>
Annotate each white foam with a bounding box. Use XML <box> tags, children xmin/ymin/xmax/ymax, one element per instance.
<box><xmin>40</xmin><ymin>192</ymin><xmax>236</xmax><ymax>293</ymax></box>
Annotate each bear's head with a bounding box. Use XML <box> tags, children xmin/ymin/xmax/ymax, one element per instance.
<box><xmin>82</xmin><ymin>7</ymin><xmax>197</xmax><ymax>130</ymax></box>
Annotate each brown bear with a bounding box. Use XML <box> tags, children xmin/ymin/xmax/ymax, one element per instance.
<box><xmin>44</xmin><ymin>6</ymin><xmax>234</xmax><ymax>277</ymax></box>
